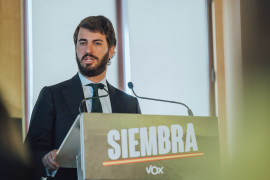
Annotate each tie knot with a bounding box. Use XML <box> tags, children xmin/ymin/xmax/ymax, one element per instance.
<box><xmin>88</xmin><ymin>83</ymin><xmax>99</xmax><ymax>92</ymax></box>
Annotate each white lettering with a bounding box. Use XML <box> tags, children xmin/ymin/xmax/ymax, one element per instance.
<box><xmin>121</xmin><ymin>129</ymin><xmax>128</xmax><ymax>158</ymax></box>
<box><xmin>185</xmin><ymin>123</ymin><xmax>198</xmax><ymax>152</ymax></box>
<box><xmin>107</xmin><ymin>123</ymin><xmax>199</xmax><ymax>160</ymax></box>
<box><xmin>158</xmin><ymin>126</ymin><xmax>171</xmax><ymax>155</ymax></box>
<box><xmin>129</xmin><ymin>128</ymin><xmax>140</xmax><ymax>158</ymax></box>
<box><xmin>146</xmin><ymin>165</ymin><xmax>164</xmax><ymax>175</ymax></box>
<box><xmin>159</xmin><ymin>167</ymin><xmax>164</xmax><ymax>174</ymax></box>
<box><xmin>140</xmin><ymin>126</ymin><xmax>157</xmax><ymax>156</ymax></box>
<box><xmin>146</xmin><ymin>165</ymin><xmax>152</xmax><ymax>174</ymax></box>
<box><xmin>107</xmin><ymin>130</ymin><xmax>121</xmax><ymax>160</ymax></box>
<box><xmin>171</xmin><ymin>124</ymin><xmax>184</xmax><ymax>153</ymax></box>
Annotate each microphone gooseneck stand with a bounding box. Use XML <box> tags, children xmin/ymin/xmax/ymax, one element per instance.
<box><xmin>128</xmin><ymin>82</ymin><xmax>194</xmax><ymax>116</ymax></box>
<box><xmin>79</xmin><ymin>83</ymin><xmax>109</xmax><ymax>114</ymax></box>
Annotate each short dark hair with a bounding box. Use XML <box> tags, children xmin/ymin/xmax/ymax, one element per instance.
<box><xmin>73</xmin><ymin>15</ymin><xmax>117</xmax><ymax>49</ymax></box>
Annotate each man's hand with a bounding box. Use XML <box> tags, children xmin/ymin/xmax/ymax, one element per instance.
<box><xmin>42</xmin><ymin>149</ymin><xmax>59</xmax><ymax>170</ymax></box>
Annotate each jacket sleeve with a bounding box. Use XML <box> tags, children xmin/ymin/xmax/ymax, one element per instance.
<box><xmin>24</xmin><ymin>86</ymin><xmax>55</xmax><ymax>177</ymax></box>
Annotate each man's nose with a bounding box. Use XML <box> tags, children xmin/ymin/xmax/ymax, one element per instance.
<box><xmin>84</xmin><ymin>44</ymin><xmax>94</xmax><ymax>54</ymax></box>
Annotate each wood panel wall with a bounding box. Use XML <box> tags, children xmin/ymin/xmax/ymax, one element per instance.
<box><xmin>212</xmin><ymin>0</ymin><xmax>228</xmax><ymax>168</ymax></box>
<box><xmin>0</xmin><ymin>0</ymin><xmax>22</xmax><ymax>118</ymax></box>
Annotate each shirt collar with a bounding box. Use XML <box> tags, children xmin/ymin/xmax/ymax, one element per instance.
<box><xmin>78</xmin><ymin>72</ymin><xmax>107</xmax><ymax>87</ymax></box>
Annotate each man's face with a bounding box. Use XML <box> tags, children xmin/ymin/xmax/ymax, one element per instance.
<box><xmin>76</xmin><ymin>28</ymin><xmax>114</xmax><ymax>77</ymax></box>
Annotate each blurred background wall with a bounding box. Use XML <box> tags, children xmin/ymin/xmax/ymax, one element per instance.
<box><xmin>213</xmin><ymin>0</ymin><xmax>270</xmax><ymax>179</ymax></box>
<box><xmin>0</xmin><ymin>0</ymin><xmax>23</xmax><ymax>137</ymax></box>
<box><xmin>30</xmin><ymin>0</ymin><xmax>119</xmax><ymax>112</ymax></box>
<box><xmin>127</xmin><ymin>0</ymin><xmax>210</xmax><ymax>116</ymax></box>
<box><xmin>0</xmin><ymin>0</ymin><xmax>22</xmax><ymax>118</ymax></box>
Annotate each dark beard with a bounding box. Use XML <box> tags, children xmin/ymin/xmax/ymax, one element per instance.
<box><xmin>76</xmin><ymin>51</ymin><xmax>110</xmax><ymax>77</ymax></box>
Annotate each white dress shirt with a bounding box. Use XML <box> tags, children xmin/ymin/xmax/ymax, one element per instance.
<box><xmin>78</xmin><ymin>72</ymin><xmax>112</xmax><ymax>113</ymax></box>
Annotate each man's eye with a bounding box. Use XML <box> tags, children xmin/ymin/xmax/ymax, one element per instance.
<box><xmin>95</xmin><ymin>42</ymin><xmax>101</xmax><ymax>46</ymax></box>
<box><xmin>79</xmin><ymin>42</ymin><xmax>86</xmax><ymax>46</ymax></box>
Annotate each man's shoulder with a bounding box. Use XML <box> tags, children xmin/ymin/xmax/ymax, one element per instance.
<box><xmin>107</xmin><ymin>83</ymin><xmax>135</xmax><ymax>100</ymax></box>
<box><xmin>47</xmin><ymin>74</ymin><xmax>80</xmax><ymax>90</ymax></box>
<box><xmin>107</xmin><ymin>82</ymin><xmax>141</xmax><ymax>113</ymax></box>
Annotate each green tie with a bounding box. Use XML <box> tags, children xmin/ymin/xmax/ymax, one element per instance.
<box><xmin>88</xmin><ymin>83</ymin><xmax>103</xmax><ymax>113</ymax></box>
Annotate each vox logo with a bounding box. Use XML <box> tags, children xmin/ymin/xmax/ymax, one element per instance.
<box><xmin>146</xmin><ymin>165</ymin><xmax>164</xmax><ymax>175</ymax></box>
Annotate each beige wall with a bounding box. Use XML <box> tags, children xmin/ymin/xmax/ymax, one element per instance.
<box><xmin>0</xmin><ymin>0</ymin><xmax>22</xmax><ymax>118</ymax></box>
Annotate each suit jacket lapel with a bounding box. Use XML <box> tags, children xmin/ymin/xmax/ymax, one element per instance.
<box><xmin>107</xmin><ymin>81</ymin><xmax>125</xmax><ymax>113</ymax></box>
<box><xmin>62</xmin><ymin>74</ymin><xmax>85</xmax><ymax>119</ymax></box>
<box><xmin>107</xmin><ymin>82</ymin><xmax>117</xmax><ymax>113</ymax></box>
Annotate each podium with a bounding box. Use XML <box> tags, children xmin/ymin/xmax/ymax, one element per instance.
<box><xmin>55</xmin><ymin>113</ymin><xmax>220</xmax><ymax>180</ymax></box>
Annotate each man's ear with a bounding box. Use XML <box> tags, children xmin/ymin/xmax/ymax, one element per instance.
<box><xmin>109</xmin><ymin>46</ymin><xmax>115</xmax><ymax>59</ymax></box>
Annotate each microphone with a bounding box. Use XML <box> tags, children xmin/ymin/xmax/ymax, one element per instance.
<box><xmin>79</xmin><ymin>83</ymin><xmax>109</xmax><ymax>113</ymax></box>
<box><xmin>128</xmin><ymin>82</ymin><xmax>194</xmax><ymax>116</ymax></box>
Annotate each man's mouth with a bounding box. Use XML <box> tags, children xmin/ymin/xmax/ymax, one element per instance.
<box><xmin>81</xmin><ymin>54</ymin><xmax>99</xmax><ymax>63</ymax></box>
<box><xmin>83</xmin><ymin>56</ymin><xmax>95</xmax><ymax>62</ymax></box>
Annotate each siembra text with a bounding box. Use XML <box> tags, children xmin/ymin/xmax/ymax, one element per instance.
<box><xmin>107</xmin><ymin>123</ymin><xmax>198</xmax><ymax>160</ymax></box>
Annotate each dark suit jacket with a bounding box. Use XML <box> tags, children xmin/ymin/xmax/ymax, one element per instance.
<box><xmin>25</xmin><ymin>74</ymin><xmax>141</xmax><ymax>180</ymax></box>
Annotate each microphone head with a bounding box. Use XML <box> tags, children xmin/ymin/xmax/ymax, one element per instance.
<box><xmin>98</xmin><ymin>83</ymin><xmax>105</xmax><ymax>89</ymax></box>
<box><xmin>188</xmin><ymin>109</ymin><xmax>194</xmax><ymax>116</ymax></box>
<box><xmin>128</xmin><ymin>82</ymin><xmax>134</xmax><ymax>89</ymax></box>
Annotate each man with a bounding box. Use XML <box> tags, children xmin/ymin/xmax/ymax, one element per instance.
<box><xmin>25</xmin><ymin>16</ymin><xmax>141</xmax><ymax>180</ymax></box>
